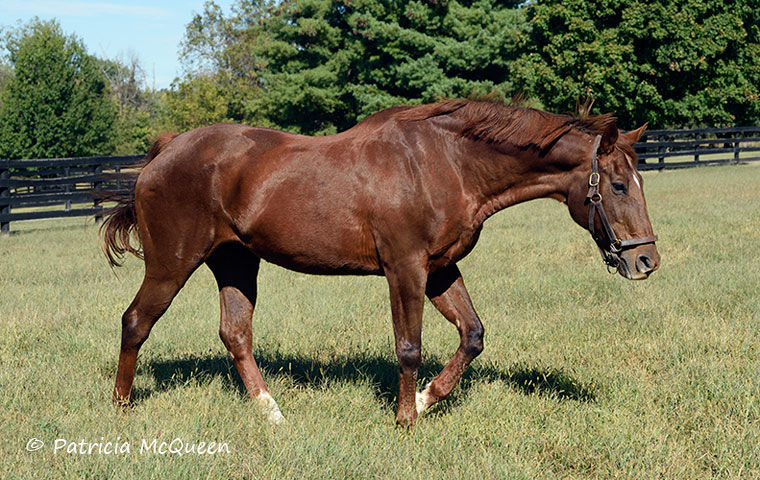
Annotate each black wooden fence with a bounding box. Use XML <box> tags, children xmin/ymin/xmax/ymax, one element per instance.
<box><xmin>636</xmin><ymin>126</ymin><xmax>760</xmax><ymax>170</ymax></box>
<box><xmin>1</xmin><ymin>126</ymin><xmax>759</xmax><ymax>234</ymax></box>
<box><xmin>0</xmin><ymin>155</ymin><xmax>143</xmax><ymax>234</ymax></box>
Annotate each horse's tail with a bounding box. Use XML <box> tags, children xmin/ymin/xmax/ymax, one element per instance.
<box><xmin>100</xmin><ymin>132</ymin><xmax>178</xmax><ymax>267</ymax></box>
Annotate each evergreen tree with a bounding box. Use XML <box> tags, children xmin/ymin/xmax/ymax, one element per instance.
<box><xmin>179</xmin><ymin>0</ymin><xmax>760</xmax><ymax>132</ymax></box>
<box><xmin>0</xmin><ymin>19</ymin><xmax>116</xmax><ymax>159</ymax></box>
<box><xmin>182</xmin><ymin>0</ymin><xmax>527</xmax><ymax>135</ymax></box>
<box><xmin>512</xmin><ymin>0</ymin><xmax>760</xmax><ymax>128</ymax></box>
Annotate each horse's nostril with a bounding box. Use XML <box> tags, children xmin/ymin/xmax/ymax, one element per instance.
<box><xmin>636</xmin><ymin>255</ymin><xmax>653</xmax><ymax>273</ymax></box>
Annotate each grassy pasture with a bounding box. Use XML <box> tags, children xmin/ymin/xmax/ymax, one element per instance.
<box><xmin>1</xmin><ymin>162</ymin><xmax>759</xmax><ymax>479</ymax></box>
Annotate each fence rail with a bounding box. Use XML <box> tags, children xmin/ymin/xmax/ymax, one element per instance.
<box><xmin>636</xmin><ymin>126</ymin><xmax>760</xmax><ymax>170</ymax></box>
<box><xmin>1</xmin><ymin>125</ymin><xmax>759</xmax><ymax>234</ymax></box>
<box><xmin>0</xmin><ymin>154</ymin><xmax>143</xmax><ymax>234</ymax></box>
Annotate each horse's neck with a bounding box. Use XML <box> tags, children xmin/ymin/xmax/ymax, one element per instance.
<box><xmin>456</xmin><ymin>133</ymin><xmax>586</xmax><ymax>227</ymax></box>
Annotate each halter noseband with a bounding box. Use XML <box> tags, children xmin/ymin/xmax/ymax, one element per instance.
<box><xmin>586</xmin><ymin>135</ymin><xmax>658</xmax><ymax>270</ymax></box>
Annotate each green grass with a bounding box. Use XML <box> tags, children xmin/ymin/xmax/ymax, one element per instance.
<box><xmin>2</xmin><ymin>163</ymin><xmax>760</xmax><ymax>479</ymax></box>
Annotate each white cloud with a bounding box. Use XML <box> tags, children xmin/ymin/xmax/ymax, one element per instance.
<box><xmin>0</xmin><ymin>0</ymin><xmax>172</xmax><ymax>19</ymax></box>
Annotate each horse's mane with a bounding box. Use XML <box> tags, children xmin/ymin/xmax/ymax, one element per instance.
<box><xmin>397</xmin><ymin>99</ymin><xmax>617</xmax><ymax>151</ymax></box>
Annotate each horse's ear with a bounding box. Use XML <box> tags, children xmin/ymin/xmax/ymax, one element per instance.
<box><xmin>599</xmin><ymin>122</ymin><xmax>618</xmax><ymax>154</ymax></box>
<box><xmin>620</xmin><ymin>123</ymin><xmax>648</xmax><ymax>145</ymax></box>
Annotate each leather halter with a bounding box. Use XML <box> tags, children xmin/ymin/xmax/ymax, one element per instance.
<box><xmin>586</xmin><ymin>135</ymin><xmax>658</xmax><ymax>269</ymax></box>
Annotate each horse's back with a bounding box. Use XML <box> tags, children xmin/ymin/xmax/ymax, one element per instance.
<box><xmin>135</xmin><ymin>123</ymin><xmax>384</xmax><ymax>274</ymax></box>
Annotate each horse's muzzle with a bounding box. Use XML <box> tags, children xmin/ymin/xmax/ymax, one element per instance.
<box><xmin>617</xmin><ymin>244</ymin><xmax>660</xmax><ymax>280</ymax></box>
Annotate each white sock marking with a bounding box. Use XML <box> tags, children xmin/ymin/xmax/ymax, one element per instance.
<box><xmin>416</xmin><ymin>387</ymin><xmax>431</xmax><ymax>415</ymax></box>
<box><xmin>257</xmin><ymin>392</ymin><xmax>285</xmax><ymax>425</ymax></box>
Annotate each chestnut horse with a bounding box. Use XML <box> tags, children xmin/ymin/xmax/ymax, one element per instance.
<box><xmin>101</xmin><ymin>100</ymin><xmax>659</xmax><ymax>426</ymax></box>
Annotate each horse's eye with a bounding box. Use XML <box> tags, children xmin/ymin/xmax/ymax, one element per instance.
<box><xmin>611</xmin><ymin>182</ymin><xmax>627</xmax><ymax>195</ymax></box>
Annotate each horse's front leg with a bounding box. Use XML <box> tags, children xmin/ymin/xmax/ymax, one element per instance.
<box><xmin>384</xmin><ymin>259</ymin><xmax>428</xmax><ymax>426</ymax></box>
<box><xmin>417</xmin><ymin>264</ymin><xmax>484</xmax><ymax>415</ymax></box>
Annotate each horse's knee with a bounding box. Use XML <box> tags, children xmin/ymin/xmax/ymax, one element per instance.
<box><xmin>396</xmin><ymin>341</ymin><xmax>421</xmax><ymax>372</ymax></box>
<box><xmin>463</xmin><ymin>322</ymin><xmax>484</xmax><ymax>358</ymax></box>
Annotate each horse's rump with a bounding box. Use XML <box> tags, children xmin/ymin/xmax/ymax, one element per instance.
<box><xmin>100</xmin><ymin>132</ymin><xmax>178</xmax><ymax>267</ymax></box>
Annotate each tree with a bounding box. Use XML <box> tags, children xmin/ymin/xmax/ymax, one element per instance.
<box><xmin>180</xmin><ymin>0</ymin><xmax>760</xmax><ymax>132</ymax></box>
<box><xmin>177</xmin><ymin>1</ymin><xmax>271</xmax><ymax>130</ymax></box>
<box><xmin>0</xmin><ymin>63</ymin><xmax>11</xmax><ymax>111</ymax></box>
<box><xmin>0</xmin><ymin>28</ymin><xmax>10</xmax><ymax>106</ymax></box>
<box><xmin>101</xmin><ymin>53</ymin><xmax>162</xmax><ymax>154</ymax></box>
<box><xmin>0</xmin><ymin>19</ymin><xmax>116</xmax><ymax>159</ymax></box>
<box><xmin>159</xmin><ymin>73</ymin><xmax>234</xmax><ymax>132</ymax></box>
<box><xmin>181</xmin><ymin>0</ymin><xmax>528</xmax><ymax>135</ymax></box>
<box><xmin>512</xmin><ymin>0</ymin><xmax>760</xmax><ymax>128</ymax></box>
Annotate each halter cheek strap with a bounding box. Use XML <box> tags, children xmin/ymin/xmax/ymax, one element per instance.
<box><xmin>586</xmin><ymin>135</ymin><xmax>658</xmax><ymax>268</ymax></box>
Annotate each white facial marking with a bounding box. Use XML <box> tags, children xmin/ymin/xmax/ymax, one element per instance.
<box><xmin>623</xmin><ymin>152</ymin><xmax>635</xmax><ymax>169</ymax></box>
<box><xmin>624</xmin><ymin>153</ymin><xmax>642</xmax><ymax>190</ymax></box>
<box><xmin>631</xmin><ymin>172</ymin><xmax>641</xmax><ymax>190</ymax></box>
<box><xmin>257</xmin><ymin>392</ymin><xmax>285</xmax><ymax>424</ymax></box>
<box><xmin>416</xmin><ymin>386</ymin><xmax>432</xmax><ymax>415</ymax></box>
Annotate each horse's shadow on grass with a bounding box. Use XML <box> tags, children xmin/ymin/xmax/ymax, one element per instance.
<box><xmin>134</xmin><ymin>349</ymin><xmax>596</xmax><ymax>411</ymax></box>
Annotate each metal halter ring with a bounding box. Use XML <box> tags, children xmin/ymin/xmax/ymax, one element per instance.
<box><xmin>589</xmin><ymin>172</ymin><xmax>600</xmax><ymax>187</ymax></box>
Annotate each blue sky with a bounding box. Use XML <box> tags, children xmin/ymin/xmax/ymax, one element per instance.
<box><xmin>1</xmin><ymin>0</ymin><xmax>236</xmax><ymax>89</ymax></box>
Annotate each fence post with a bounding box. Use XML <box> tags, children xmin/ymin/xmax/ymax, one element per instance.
<box><xmin>93</xmin><ymin>163</ymin><xmax>103</xmax><ymax>224</ymax></box>
<box><xmin>64</xmin><ymin>166</ymin><xmax>71</xmax><ymax>211</ymax></box>
<box><xmin>694</xmin><ymin>132</ymin><xmax>700</xmax><ymax>163</ymax></box>
<box><xmin>635</xmin><ymin>135</ymin><xmax>646</xmax><ymax>167</ymax></box>
<box><xmin>1</xmin><ymin>162</ymin><xmax>10</xmax><ymax>235</ymax></box>
<box><xmin>734</xmin><ymin>131</ymin><xmax>741</xmax><ymax>164</ymax></box>
<box><xmin>658</xmin><ymin>134</ymin><xmax>665</xmax><ymax>170</ymax></box>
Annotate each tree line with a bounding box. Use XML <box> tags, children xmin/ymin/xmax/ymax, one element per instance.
<box><xmin>1</xmin><ymin>0</ymin><xmax>758</xmax><ymax>160</ymax></box>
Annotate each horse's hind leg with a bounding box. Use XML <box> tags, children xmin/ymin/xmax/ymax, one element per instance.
<box><xmin>113</xmin><ymin>266</ymin><xmax>196</xmax><ymax>405</ymax></box>
<box><xmin>206</xmin><ymin>244</ymin><xmax>284</xmax><ymax>424</ymax></box>
<box><xmin>113</xmin><ymin>211</ymin><xmax>206</xmax><ymax>406</ymax></box>
<box><xmin>417</xmin><ymin>264</ymin><xmax>484</xmax><ymax>414</ymax></box>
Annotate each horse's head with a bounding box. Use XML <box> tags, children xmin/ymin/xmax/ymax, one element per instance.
<box><xmin>565</xmin><ymin>123</ymin><xmax>660</xmax><ymax>280</ymax></box>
